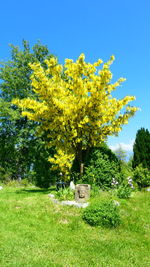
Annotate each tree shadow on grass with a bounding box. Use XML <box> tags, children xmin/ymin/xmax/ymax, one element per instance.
<box><xmin>15</xmin><ymin>187</ymin><xmax>56</xmax><ymax>195</ymax></box>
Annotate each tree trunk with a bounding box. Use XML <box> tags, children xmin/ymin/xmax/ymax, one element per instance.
<box><xmin>80</xmin><ymin>163</ymin><xmax>84</xmax><ymax>177</ymax></box>
<box><xmin>76</xmin><ymin>142</ymin><xmax>84</xmax><ymax>178</ymax></box>
<box><xmin>76</xmin><ymin>144</ymin><xmax>91</xmax><ymax>178</ymax></box>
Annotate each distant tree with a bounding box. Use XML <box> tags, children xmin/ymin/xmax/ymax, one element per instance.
<box><xmin>0</xmin><ymin>40</ymin><xmax>56</xmax><ymax>186</ymax></box>
<box><xmin>132</xmin><ymin>128</ymin><xmax>150</xmax><ymax>169</ymax></box>
<box><xmin>126</xmin><ymin>155</ymin><xmax>134</xmax><ymax>171</ymax></box>
<box><xmin>114</xmin><ymin>145</ymin><xmax>127</xmax><ymax>162</ymax></box>
<box><xmin>113</xmin><ymin>145</ymin><xmax>134</xmax><ymax>179</ymax></box>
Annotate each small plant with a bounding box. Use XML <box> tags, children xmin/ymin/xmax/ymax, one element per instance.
<box><xmin>111</xmin><ymin>177</ymin><xmax>119</xmax><ymax>188</ymax></box>
<box><xmin>55</xmin><ymin>187</ymin><xmax>74</xmax><ymax>201</ymax></box>
<box><xmin>127</xmin><ymin>176</ymin><xmax>134</xmax><ymax>189</ymax></box>
<box><xmin>20</xmin><ymin>178</ymin><xmax>31</xmax><ymax>187</ymax></box>
<box><xmin>83</xmin><ymin>200</ymin><xmax>121</xmax><ymax>228</ymax></box>
<box><xmin>90</xmin><ymin>184</ymin><xmax>100</xmax><ymax>198</ymax></box>
<box><xmin>5</xmin><ymin>178</ymin><xmax>32</xmax><ymax>188</ymax></box>
<box><xmin>117</xmin><ymin>185</ymin><xmax>132</xmax><ymax>199</ymax></box>
<box><xmin>5</xmin><ymin>180</ymin><xmax>20</xmax><ymax>187</ymax></box>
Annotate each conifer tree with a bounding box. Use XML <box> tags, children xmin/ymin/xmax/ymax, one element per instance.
<box><xmin>133</xmin><ymin>128</ymin><xmax>150</xmax><ymax>169</ymax></box>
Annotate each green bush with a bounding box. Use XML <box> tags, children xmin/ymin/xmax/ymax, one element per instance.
<box><xmin>133</xmin><ymin>164</ymin><xmax>150</xmax><ymax>188</ymax></box>
<box><xmin>119</xmin><ymin>161</ymin><xmax>134</xmax><ymax>181</ymax></box>
<box><xmin>83</xmin><ymin>200</ymin><xmax>121</xmax><ymax>228</ymax></box>
<box><xmin>117</xmin><ymin>185</ymin><xmax>132</xmax><ymax>199</ymax></box>
<box><xmin>71</xmin><ymin>144</ymin><xmax>122</xmax><ymax>188</ymax></box>
<box><xmin>82</xmin><ymin>148</ymin><xmax>122</xmax><ymax>189</ymax></box>
<box><xmin>0</xmin><ymin>166</ymin><xmax>12</xmax><ymax>183</ymax></box>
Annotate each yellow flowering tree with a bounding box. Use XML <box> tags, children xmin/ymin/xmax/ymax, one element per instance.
<box><xmin>13</xmin><ymin>54</ymin><xmax>138</xmax><ymax>179</ymax></box>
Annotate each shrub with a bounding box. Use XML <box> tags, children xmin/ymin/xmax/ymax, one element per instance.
<box><xmin>133</xmin><ymin>164</ymin><xmax>150</xmax><ymax>188</ymax></box>
<box><xmin>5</xmin><ymin>180</ymin><xmax>20</xmax><ymax>187</ymax></box>
<box><xmin>20</xmin><ymin>178</ymin><xmax>31</xmax><ymax>187</ymax></box>
<box><xmin>82</xmin><ymin>147</ymin><xmax>122</xmax><ymax>189</ymax></box>
<box><xmin>83</xmin><ymin>200</ymin><xmax>121</xmax><ymax>228</ymax></box>
<box><xmin>72</xmin><ymin>145</ymin><xmax>122</xmax><ymax>188</ymax></box>
<box><xmin>119</xmin><ymin>161</ymin><xmax>134</xmax><ymax>181</ymax></box>
<box><xmin>0</xmin><ymin>166</ymin><xmax>12</xmax><ymax>183</ymax></box>
<box><xmin>117</xmin><ymin>185</ymin><xmax>132</xmax><ymax>199</ymax></box>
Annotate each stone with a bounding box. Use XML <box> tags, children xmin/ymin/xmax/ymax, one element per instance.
<box><xmin>48</xmin><ymin>194</ymin><xmax>89</xmax><ymax>208</ymax></box>
<box><xmin>114</xmin><ymin>200</ymin><xmax>120</xmax><ymax>206</ymax></box>
<box><xmin>75</xmin><ymin>184</ymin><xmax>91</xmax><ymax>203</ymax></box>
<box><xmin>61</xmin><ymin>200</ymin><xmax>89</xmax><ymax>208</ymax></box>
<box><xmin>48</xmin><ymin>193</ymin><xmax>55</xmax><ymax>198</ymax></box>
<box><xmin>70</xmin><ymin>181</ymin><xmax>75</xmax><ymax>191</ymax></box>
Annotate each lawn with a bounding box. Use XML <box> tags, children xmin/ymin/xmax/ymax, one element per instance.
<box><xmin>0</xmin><ymin>186</ymin><xmax>150</xmax><ymax>267</ymax></box>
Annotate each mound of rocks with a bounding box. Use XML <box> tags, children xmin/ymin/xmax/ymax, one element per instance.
<box><xmin>48</xmin><ymin>194</ymin><xmax>89</xmax><ymax>208</ymax></box>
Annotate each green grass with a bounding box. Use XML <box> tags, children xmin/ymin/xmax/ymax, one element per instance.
<box><xmin>0</xmin><ymin>186</ymin><xmax>150</xmax><ymax>267</ymax></box>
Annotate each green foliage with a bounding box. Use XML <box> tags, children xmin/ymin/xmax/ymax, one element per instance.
<box><xmin>0</xmin><ymin>40</ymin><xmax>56</xmax><ymax>186</ymax></box>
<box><xmin>117</xmin><ymin>185</ymin><xmax>132</xmax><ymax>199</ymax></box>
<box><xmin>112</xmin><ymin>146</ymin><xmax>134</xmax><ymax>184</ymax></box>
<box><xmin>0</xmin><ymin>166</ymin><xmax>12</xmax><ymax>182</ymax></box>
<box><xmin>3</xmin><ymin>178</ymin><xmax>32</xmax><ymax>187</ymax></box>
<box><xmin>133</xmin><ymin>127</ymin><xmax>150</xmax><ymax>169</ymax></box>
<box><xmin>133</xmin><ymin>164</ymin><xmax>150</xmax><ymax>188</ymax></box>
<box><xmin>119</xmin><ymin>161</ymin><xmax>134</xmax><ymax>182</ymax></box>
<box><xmin>83</xmin><ymin>200</ymin><xmax>121</xmax><ymax>228</ymax></box>
<box><xmin>90</xmin><ymin>185</ymin><xmax>100</xmax><ymax>198</ymax></box>
<box><xmin>55</xmin><ymin>187</ymin><xmax>74</xmax><ymax>200</ymax></box>
<box><xmin>28</xmin><ymin>140</ymin><xmax>57</xmax><ymax>188</ymax></box>
<box><xmin>81</xmin><ymin>146</ymin><xmax>122</xmax><ymax>189</ymax></box>
<box><xmin>0</xmin><ymin>40</ymin><xmax>50</xmax><ymax>101</ymax></box>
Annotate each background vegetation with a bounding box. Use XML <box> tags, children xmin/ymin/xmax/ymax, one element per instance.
<box><xmin>0</xmin><ymin>41</ymin><xmax>58</xmax><ymax>187</ymax></box>
<box><xmin>0</xmin><ymin>41</ymin><xmax>149</xmax><ymax>190</ymax></box>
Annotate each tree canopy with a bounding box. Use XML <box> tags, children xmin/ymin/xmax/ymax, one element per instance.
<box><xmin>13</xmin><ymin>53</ymin><xmax>138</xmax><ymax>179</ymax></box>
<box><xmin>133</xmin><ymin>127</ymin><xmax>150</xmax><ymax>169</ymax></box>
<box><xmin>0</xmin><ymin>40</ymin><xmax>56</xmax><ymax>185</ymax></box>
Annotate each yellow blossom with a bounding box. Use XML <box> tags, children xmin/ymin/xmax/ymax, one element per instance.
<box><xmin>12</xmin><ymin>53</ymin><xmax>138</xmax><ymax>176</ymax></box>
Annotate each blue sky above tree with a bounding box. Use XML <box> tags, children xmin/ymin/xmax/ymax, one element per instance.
<box><xmin>0</xmin><ymin>0</ymin><xmax>149</xmax><ymax>153</ymax></box>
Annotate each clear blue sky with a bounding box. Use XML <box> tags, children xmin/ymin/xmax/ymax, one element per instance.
<box><xmin>0</xmin><ymin>0</ymin><xmax>150</xmax><ymax>152</ymax></box>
